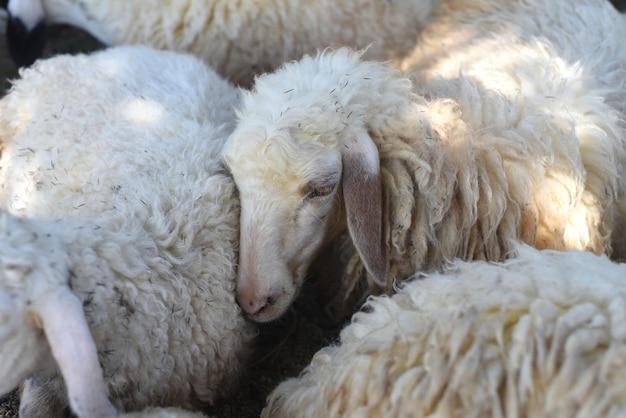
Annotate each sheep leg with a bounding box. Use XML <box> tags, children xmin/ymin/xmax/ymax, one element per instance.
<box><xmin>35</xmin><ymin>287</ymin><xmax>117</xmax><ymax>418</ymax></box>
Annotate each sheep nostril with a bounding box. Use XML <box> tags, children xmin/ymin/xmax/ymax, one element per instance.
<box><xmin>255</xmin><ymin>292</ymin><xmax>281</xmax><ymax>316</ymax></box>
<box><xmin>237</xmin><ymin>293</ymin><xmax>269</xmax><ymax>316</ymax></box>
<box><xmin>251</xmin><ymin>299</ymin><xmax>268</xmax><ymax>315</ymax></box>
<box><xmin>236</xmin><ymin>288</ymin><xmax>281</xmax><ymax>317</ymax></box>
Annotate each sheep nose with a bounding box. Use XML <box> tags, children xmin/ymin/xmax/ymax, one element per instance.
<box><xmin>237</xmin><ymin>292</ymin><xmax>269</xmax><ymax>316</ymax></box>
<box><xmin>236</xmin><ymin>286</ymin><xmax>280</xmax><ymax>316</ymax></box>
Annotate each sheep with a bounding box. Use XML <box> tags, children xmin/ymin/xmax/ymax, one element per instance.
<box><xmin>4</xmin><ymin>0</ymin><xmax>439</xmax><ymax>86</ymax></box>
<box><xmin>221</xmin><ymin>0</ymin><xmax>626</xmax><ymax>322</ymax></box>
<box><xmin>0</xmin><ymin>45</ymin><xmax>257</xmax><ymax>417</ymax></box>
<box><xmin>120</xmin><ymin>408</ymin><xmax>211</xmax><ymax>418</ymax></box>
<box><xmin>0</xmin><ymin>212</ymin><xmax>218</xmax><ymax>418</ymax></box>
<box><xmin>262</xmin><ymin>243</ymin><xmax>626</xmax><ymax>418</ymax></box>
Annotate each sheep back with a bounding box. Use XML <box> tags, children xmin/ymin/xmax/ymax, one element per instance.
<box><xmin>324</xmin><ymin>0</ymin><xmax>626</xmax><ymax>317</ymax></box>
<box><xmin>399</xmin><ymin>0</ymin><xmax>626</xmax><ymax>258</ymax></box>
<box><xmin>46</xmin><ymin>0</ymin><xmax>438</xmax><ymax>86</ymax></box>
<box><xmin>0</xmin><ymin>45</ymin><xmax>255</xmax><ymax>411</ymax></box>
<box><xmin>266</xmin><ymin>244</ymin><xmax>626</xmax><ymax>418</ymax></box>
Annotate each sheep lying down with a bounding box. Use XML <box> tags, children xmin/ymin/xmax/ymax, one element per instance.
<box><xmin>0</xmin><ymin>213</ymin><xmax>227</xmax><ymax>418</ymax></box>
<box><xmin>222</xmin><ymin>0</ymin><xmax>626</xmax><ymax>322</ymax></box>
<box><xmin>263</xmin><ymin>244</ymin><xmax>626</xmax><ymax>418</ymax></box>
<box><xmin>120</xmin><ymin>407</ymin><xmax>211</xmax><ymax>418</ymax></box>
<box><xmin>5</xmin><ymin>0</ymin><xmax>438</xmax><ymax>86</ymax></box>
<box><xmin>0</xmin><ymin>215</ymin><xmax>216</xmax><ymax>418</ymax></box>
<box><xmin>0</xmin><ymin>45</ymin><xmax>256</xmax><ymax>417</ymax></box>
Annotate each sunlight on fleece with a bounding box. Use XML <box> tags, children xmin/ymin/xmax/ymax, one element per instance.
<box><xmin>120</xmin><ymin>97</ymin><xmax>166</xmax><ymax>125</ymax></box>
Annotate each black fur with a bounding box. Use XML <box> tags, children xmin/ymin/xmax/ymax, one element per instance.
<box><xmin>6</xmin><ymin>13</ymin><xmax>46</xmax><ymax>68</ymax></box>
<box><xmin>612</xmin><ymin>0</ymin><xmax>626</xmax><ymax>12</ymax></box>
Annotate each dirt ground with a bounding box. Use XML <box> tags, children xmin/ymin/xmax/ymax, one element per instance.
<box><xmin>0</xmin><ymin>5</ymin><xmax>345</xmax><ymax>418</ymax></box>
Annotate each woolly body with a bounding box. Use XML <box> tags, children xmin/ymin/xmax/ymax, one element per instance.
<box><xmin>0</xmin><ymin>214</ymin><xmax>221</xmax><ymax>418</ymax></box>
<box><xmin>6</xmin><ymin>0</ymin><xmax>438</xmax><ymax>86</ymax></box>
<box><xmin>222</xmin><ymin>0</ymin><xmax>626</xmax><ymax>321</ymax></box>
<box><xmin>395</xmin><ymin>0</ymin><xmax>626</xmax><ymax>259</ymax></box>
<box><xmin>263</xmin><ymin>244</ymin><xmax>626</xmax><ymax>418</ymax></box>
<box><xmin>0</xmin><ymin>46</ymin><xmax>256</xmax><ymax>415</ymax></box>
<box><xmin>120</xmin><ymin>407</ymin><xmax>212</xmax><ymax>418</ymax></box>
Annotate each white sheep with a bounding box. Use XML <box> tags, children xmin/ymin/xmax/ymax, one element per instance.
<box><xmin>221</xmin><ymin>0</ymin><xmax>626</xmax><ymax>322</ymax></box>
<box><xmin>0</xmin><ymin>212</ymin><xmax>219</xmax><ymax>418</ymax></box>
<box><xmin>5</xmin><ymin>0</ymin><xmax>439</xmax><ymax>86</ymax></box>
<box><xmin>0</xmin><ymin>45</ymin><xmax>257</xmax><ymax>416</ymax></box>
<box><xmin>120</xmin><ymin>407</ymin><xmax>211</xmax><ymax>418</ymax></box>
<box><xmin>262</xmin><ymin>243</ymin><xmax>626</xmax><ymax>418</ymax></box>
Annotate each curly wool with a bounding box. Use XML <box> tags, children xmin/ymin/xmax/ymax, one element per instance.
<box><xmin>396</xmin><ymin>0</ymin><xmax>626</xmax><ymax>255</ymax></box>
<box><xmin>14</xmin><ymin>0</ymin><xmax>438</xmax><ymax>86</ymax></box>
<box><xmin>321</xmin><ymin>0</ymin><xmax>626</xmax><ymax>316</ymax></box>
<box><xmin>0</xmin><ymin>46</ymin><xmax>256</xmax><ymax>413</ymax></box>
<box><xmin>120</xmin><ymin>406</ymin><xmax>211</xmax><ymax>418</ymax></box>
<box><xmin>220</xmin><ymin>0</ymin><xmax>626</xmax><ymax>322</ymax></box>
<box><xmin>264</xmin><ymin>244</ymin><xmax>626</xmax><ymax>418</ymax></box>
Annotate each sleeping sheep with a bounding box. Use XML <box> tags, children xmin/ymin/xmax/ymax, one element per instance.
<box><xmin>120</xmin><ymin>408</ymin><xmax>211</xmax><ymax>418</ymax></box>
<box><xmin>0</xmin><ymin>45</ymin><xmax>256</xmax><ymax>416</ymax></box>
<box><xmin>5</xmin><ymin>0</ymin><xmax>439</xmax><ymax>86</ymax></box>
<box><xmin>262</xmin><ymin>244</ymin><xmax>626</xmax><ymax>418</ymax></box>
<box><xmin>0</xmin><ymin>212</ymin><xmax>215</xmax><ymax>418</ymax></box>
<box><xmin>221</xmin><ymin>0</ymin><xmax>626</xmax><ymax>322</ymax></box>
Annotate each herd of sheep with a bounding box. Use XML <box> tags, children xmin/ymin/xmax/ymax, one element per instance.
<box><xmin>1</xmin><ymin>0</ymin><xmax>626</xmax><ymax>417</ymax></box>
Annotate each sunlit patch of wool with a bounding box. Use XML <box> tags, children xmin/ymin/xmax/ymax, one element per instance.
<box><xmin>120</xmin><ymin>98</ymin><xmax>166</xmax><ymax>126</ymax></box>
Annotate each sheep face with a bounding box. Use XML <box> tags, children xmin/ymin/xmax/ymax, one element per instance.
<box><xmin>224</xmin><ymin>111</ymin><xmax>387</xmax><ymax>322</ymax></box>
<box><xmin>224</xmin><ymin>124</ymin><xmax>345</xmax><ymax>321</ymax></box>
<box><xmin>223</xmin><ymin>49</ymin><xmax>398</xmax><ymax>321</ymax></box>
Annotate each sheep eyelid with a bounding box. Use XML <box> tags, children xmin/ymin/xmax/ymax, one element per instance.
<box><xmin>307</xmin><ymin>187</ymin><xmax>333</xmax><ymax>199</ymax></box>
<box><xmin>301</xmin><ymin>183</ymin><xmax>337</xmax><ymax>200</ymax></box>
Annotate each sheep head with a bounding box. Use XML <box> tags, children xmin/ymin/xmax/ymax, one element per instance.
<box><xmin>223</xmin><ymin>49</ymin><xmax>391</xmax><ymax>322</ymax></box>
<box><xmin>0</xmin><ymin>211</ymin><xmax>116</xmax><ymax>418</ymax></box>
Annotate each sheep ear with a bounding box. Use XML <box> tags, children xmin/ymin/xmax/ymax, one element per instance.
<box><xmin>35</xmin><ymin>286</ymin><xmax>116</xmax><ymax>418</ymax></box>
<box><xmin>341</xmin><ymin>127</ymin><xmax>387</xmax><ymax>286</ymax></box>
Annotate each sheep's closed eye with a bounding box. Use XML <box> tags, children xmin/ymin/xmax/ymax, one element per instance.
<box><xmin>300</xmin><ymin>182</ymin><xmax>337</xmax><ymax>200</ymax></box>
